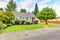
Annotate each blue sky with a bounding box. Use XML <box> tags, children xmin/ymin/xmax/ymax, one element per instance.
<box><xmin>15</xmin><ymin>0</ymin><xmax>56</xmax><ymax>11</ymax></box>
<box><xmin>16</xmin><ymin>0</ymin><xmax>57</xmax><ymax>6</ymax></box>
<box><xmin>16</xmin><ymin>0</ymin><xmax>56</xmax><ymax>5</ymax></box>
<box><xmin>0</xmin><ymin>0</ymin><xmax>60</xmax><ymax>16</ymax></box>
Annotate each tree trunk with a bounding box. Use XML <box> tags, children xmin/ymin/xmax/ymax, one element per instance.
<box><xmin>45</xmin><ymin>20</ymin><xmax>48</xmax><ymax>24</ymax></box>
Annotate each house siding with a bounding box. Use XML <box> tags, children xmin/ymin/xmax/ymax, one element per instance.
<box><xmin>14</xmin><ymin>12</ymin><xmax>38</xmax><ymax>23</ymax></box>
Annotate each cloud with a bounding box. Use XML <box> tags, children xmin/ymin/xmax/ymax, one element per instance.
<box><xmin>0</xmin><ymin>0</ymin><xmax>60</xmax><ymax>16</ymax></box>
<box><xmin>0</xmin><ymin>0</ymin><xmax>16</xmax><ymax>10</ymax></box>
<box><xmin>17</xmin><ymin>0</ymin><xmax>51</xmax><ymax>12</ymax></box>
<box><xmin>17</xmin><ymin>0</ymin><xmax>35</xmax><ymax>12</ymax></box>
<box><xmin>51</xmin><ymin>1</ymin><xmax>60</xmax><ymax>16</ymax></box>
<box><xmin>0</xmin><ymin>0</ymin><xmax>10</xmax><ymax>9</ymax></box>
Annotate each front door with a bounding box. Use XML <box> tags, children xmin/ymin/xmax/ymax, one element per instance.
<box><xmin>32</xmin><ymin>17</ymin><xmax>35</xmax><ymax>24</ymax></box>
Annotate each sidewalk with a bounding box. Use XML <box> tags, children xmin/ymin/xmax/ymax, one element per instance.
<box><xmin>0</xmin><ymin>25</ymin><xmax>60</xmax><ymax>40</ymax></box>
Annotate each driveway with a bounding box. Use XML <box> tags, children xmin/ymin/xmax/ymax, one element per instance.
<box><xmin>0</xmin><ymin>25</ymin><xmax>60</xmax><ymax>40</ymax></box>
<box><xmin>22</xmin><ymin>29</ymin><xmax>60</xmax><ymax>40</ymax></box>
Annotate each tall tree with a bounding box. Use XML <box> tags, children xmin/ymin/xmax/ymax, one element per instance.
<box><xmin>5</xmin><ymin>0</ymin><xmax>16</xmax><ymax>11</ymax></box>
<box><xmin>37</xmin><ymin>7</ymin><xmax>56</xmax><ymax>24</ymax></box>
<box><xmin>34</xmin><ymin>3</ymin><xmax>39</xmax><ymax>16</ymax></box>
<box><xmin>20</xmin><ymin>9</ymin><xmax>26</xmax><ymax>13</ymax></box>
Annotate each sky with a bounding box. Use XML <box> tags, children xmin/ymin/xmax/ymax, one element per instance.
<box><xmin>0</xmin><ymin>0</ymin><xmax>60</xmax><ymax>16</ymax></box>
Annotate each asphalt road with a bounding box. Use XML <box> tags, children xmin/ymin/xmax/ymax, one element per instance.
<box><xmin>21</xmin><ymin>30</ymin><xmax>60</xmax><ymax>40</ymax></box>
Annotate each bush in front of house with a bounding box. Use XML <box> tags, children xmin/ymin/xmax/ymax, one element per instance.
<box><xmin>15</xmin><ymin>19</ymin><xmax>20</xmax><ymax>25</ymax></box>
<box><xmin>26</xmin><ymin>22</ymin><xmax>31</xmax><ymax>25</ymax></box>
<box><xmin>3</xmin><ymin>19</ymin><xmax>11</xmax><ymax>24</ymax></box>
<box><xmin>0</xmin><ymin>21</ymin><xmax>7</xmax><ymax>34</ymax></box>
<box><xmin>21</xmin><ymin>20</ymin><xmax>26</xmax><ymax>24</ymax></box>
<box><xmin>7</xmin><ymin>24</ymin><xmax>12</xmax><ymax>27</ymax></box>
<box><xmin>34</xmin><ymin>20</ymin><xmax>38</xmax><ymax>24</ymax></box>
<box><xmin>10</xmin><ymin>21</ymin><xmax>15</xmax><ymax>25</ymax></box>
<box><xmin>0</xmin><ymin>21</ymin><xmax>7</xmax><ymax>29</ymax></box>
<box><xmin>1</xmin><ymin>24</ymin><xmax>7</xmax><ymax>29</ymax></box>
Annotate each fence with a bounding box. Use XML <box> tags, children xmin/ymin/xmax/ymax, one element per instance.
<box><xmin>40</xmin><ymin>20</ymin><xmax>60</xmax><ymax>24</ymax></box>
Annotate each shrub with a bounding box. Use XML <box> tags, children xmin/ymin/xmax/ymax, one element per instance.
<box><xmin>15</xmin><ymin>19</ymin><xmax>20</xmax><ymax>25</ymax></box>
<box><xmin>1</xmin><ymin>24</ymin><xmax>7</xmax><ymax>29</ymax></box>
<box><xmin>7</xmin><ymin>24</ymin><xmax>12</xmax><ymax>27</ymax></box>
<box><xmin>34</xmin><ymin>20</ymin><xmax>38</xmax><ymax>24</ymax></box>
<box><xmin>21</xmin><ymin>20</ymin><xmax>25</xmax><ymax>24</ymax></box>
<box><xmin>26</xmin><ymin>22</ymin><xmax>31</xmax><ymax>25</ymax></box>
<box><xmin>0</xmin><ymin>21</ymin><xmax>7</xmax><ymax>29</ymax></box>
<box><xmin>10</xmin><ymin>21</ymin><xmax>15</xmax><ymax>25</ymax></box>
<box><xmin>3</xmin><ymin>19</ymin><xmax>10</xmax><ymax>24</ymax></box>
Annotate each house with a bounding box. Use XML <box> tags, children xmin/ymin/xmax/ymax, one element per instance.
<box><xmin>14</xmin><ymin>12</ymin><xmax>38</xmax><ymax>23</ymax></box>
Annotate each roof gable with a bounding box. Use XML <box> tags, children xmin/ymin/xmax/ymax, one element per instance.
<box><xmin>14</xmin><ymin>12</ymin><xmax>36</xmax><ymax>17</ymax></box>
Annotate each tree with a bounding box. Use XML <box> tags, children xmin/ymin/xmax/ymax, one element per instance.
<box><xmin>34</xmin><ymin>3</ymin><xmax>39</xmax><ymax>16</ymax></box>
<box><xmin>5</xmin><ymin>0</ymin><xmax>16</xmax><ymax>11</ymax></box>
<box><xmin>0</xmin><ymin>12</ymin><xmax>15</xmax><ymax>24</ymax></box>
<box><xmin>20</xmin><ymin>9</ymin><xmax>26</xmax><ymax>13</ymax></box>
<box><xmin>37</xmin><ymin>7</ymin><xmax>56</xmax><ymax>24</ymax></box>
<box><xmin>3</xmin><ymin>12</ymin><xmax>15</xmax><ymax>24</ymax></box>
<box><xmin>0</xmin><ymin>12</ymin><xmax>4</xmax><ymax>21</ymax></box>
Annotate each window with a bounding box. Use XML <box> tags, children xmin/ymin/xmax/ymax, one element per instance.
<box><xmin>20</xmin><ymin>16</ymin><xmax>22</xmax><ymax>18</ymax></box>
<box><xmin>23</xmin><ymin>17</ymin><xmax>24</xmax><ymax>19</ymax></box>
<box><xmin>26</xmin><ymin>17</ymin><xmax>28</xmax><ymax>19</ymax></box>
<box><xmin>20</xmin><ymin>16</ymin><xmax>22</xmax><ymax>19</ymax></box>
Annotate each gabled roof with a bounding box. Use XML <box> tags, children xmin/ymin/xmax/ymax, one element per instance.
<box><xmin>14</xmin><ymin>12</ymin><xmax>36</xmax><ymax>18</ymax></box>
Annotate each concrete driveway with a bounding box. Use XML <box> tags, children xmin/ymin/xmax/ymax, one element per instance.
<box><xmin>22</xmin><ymin>29</ymin><xmax>60</xmax><ymax>40</ymax></box>
<box><xmin>0</xmin><ymin>25</ymin><xmax>60</xmax><ymax>40</ymax></box>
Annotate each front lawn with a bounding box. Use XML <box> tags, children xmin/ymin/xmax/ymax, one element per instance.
<box><xmin>3</xmin><ymin>24</ymin><xmax>57</xmax><ymax>33</ymax></box>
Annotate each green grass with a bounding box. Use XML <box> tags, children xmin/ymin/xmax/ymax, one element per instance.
<box><xmin>46</xmin><ymin>24</ymin><xmax>57</xmax><ymax>28</ymax></box>
<box><xmin>3</xmin><ymin>24</ymin><xmax>57</xmax><ymax>33</ymax></box>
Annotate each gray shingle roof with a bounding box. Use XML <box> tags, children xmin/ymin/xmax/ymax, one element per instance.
<box><xmin>14</xmin><ymin>12</ymin><xmax>36</xmax><ymax>18</ymax></box>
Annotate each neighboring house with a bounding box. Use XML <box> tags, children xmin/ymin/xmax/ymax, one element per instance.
<box><xmin>14</xmin><ymin>12</ymin><xmax>38</xmax><ymax>23</ymax></box>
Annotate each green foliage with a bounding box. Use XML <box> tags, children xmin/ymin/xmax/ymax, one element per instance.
<box><xmin>3</xmin><ymin>12</ymin><xmax>15</xmax><ymax>24</ymax></box>
<box><xmin>34</xmin><ymin>20</ymin><xmax>38</xmax><ymax>24</ymax></box>
<box><xmin>0</xmin><ymin>8</ymin><xmax>3</xmax><ymax>10</ymax></box>
<box><xmin>34</xmin><ymin>3</ymin><xmax>39</xmax><ymax>16</ymax></box>
<box><xmin>10</xmin><ymin>21</ymin><xmax>15</xmax><ymax>25</ymax></box>
<box><xmin>15</xmin><ymin>19</ymin><xmax>20</xmax><ymax>25</ymax></box>
<box><xmin>20</xmin><ymin>9</ymin><xmax>26</xmax><ymax>13</ymax></box>
<box><xmin>7</xmin><ymin>24</ymin><xmax>12</xmax><ymax>27</ymax></box>
<box><xmin>37</xmin><ymin>7</ymin><xmax>56</xmax><ymax>24</ymax></box>
<box><xmin>0</xmin><ymin>12</ymin><xmax>15</xmax><ymax>24</ymax></box>
<box><xmin>0</xmin><ymin>21</ymin><xmax>7</xmax><ymax>34</ymax></box>
<box><xmin>3</xmin><ymin>19</ymin><xmax>10</xmax><ymax>24</ymax></box>
<box><xmin>0</xmin><ymin>12</ymin><xmax>4</xmax><ymax>21</ymax></box>
<box><xmin>26</xmin><ymin>22</ymin><xmax>31</xmax><ymax>25</ymax></box>
<box><xmin>21</xmin><ymin>20</ymin><xmax>25</xmax><ymax>24</ymax></box>
<box><xmin>3</xmin><ymin>12</ymin><xmax>15</xmax><ymax>20</ymax></box>
<box><xmin>5</xmin><ymin>0</ymin><xmax>16</xmax><ymax>11</ymax></box>
<box><xmin>0</xmin><ymin>21</ymin><xmax>7</xmax><ymax>29</ymax></box>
